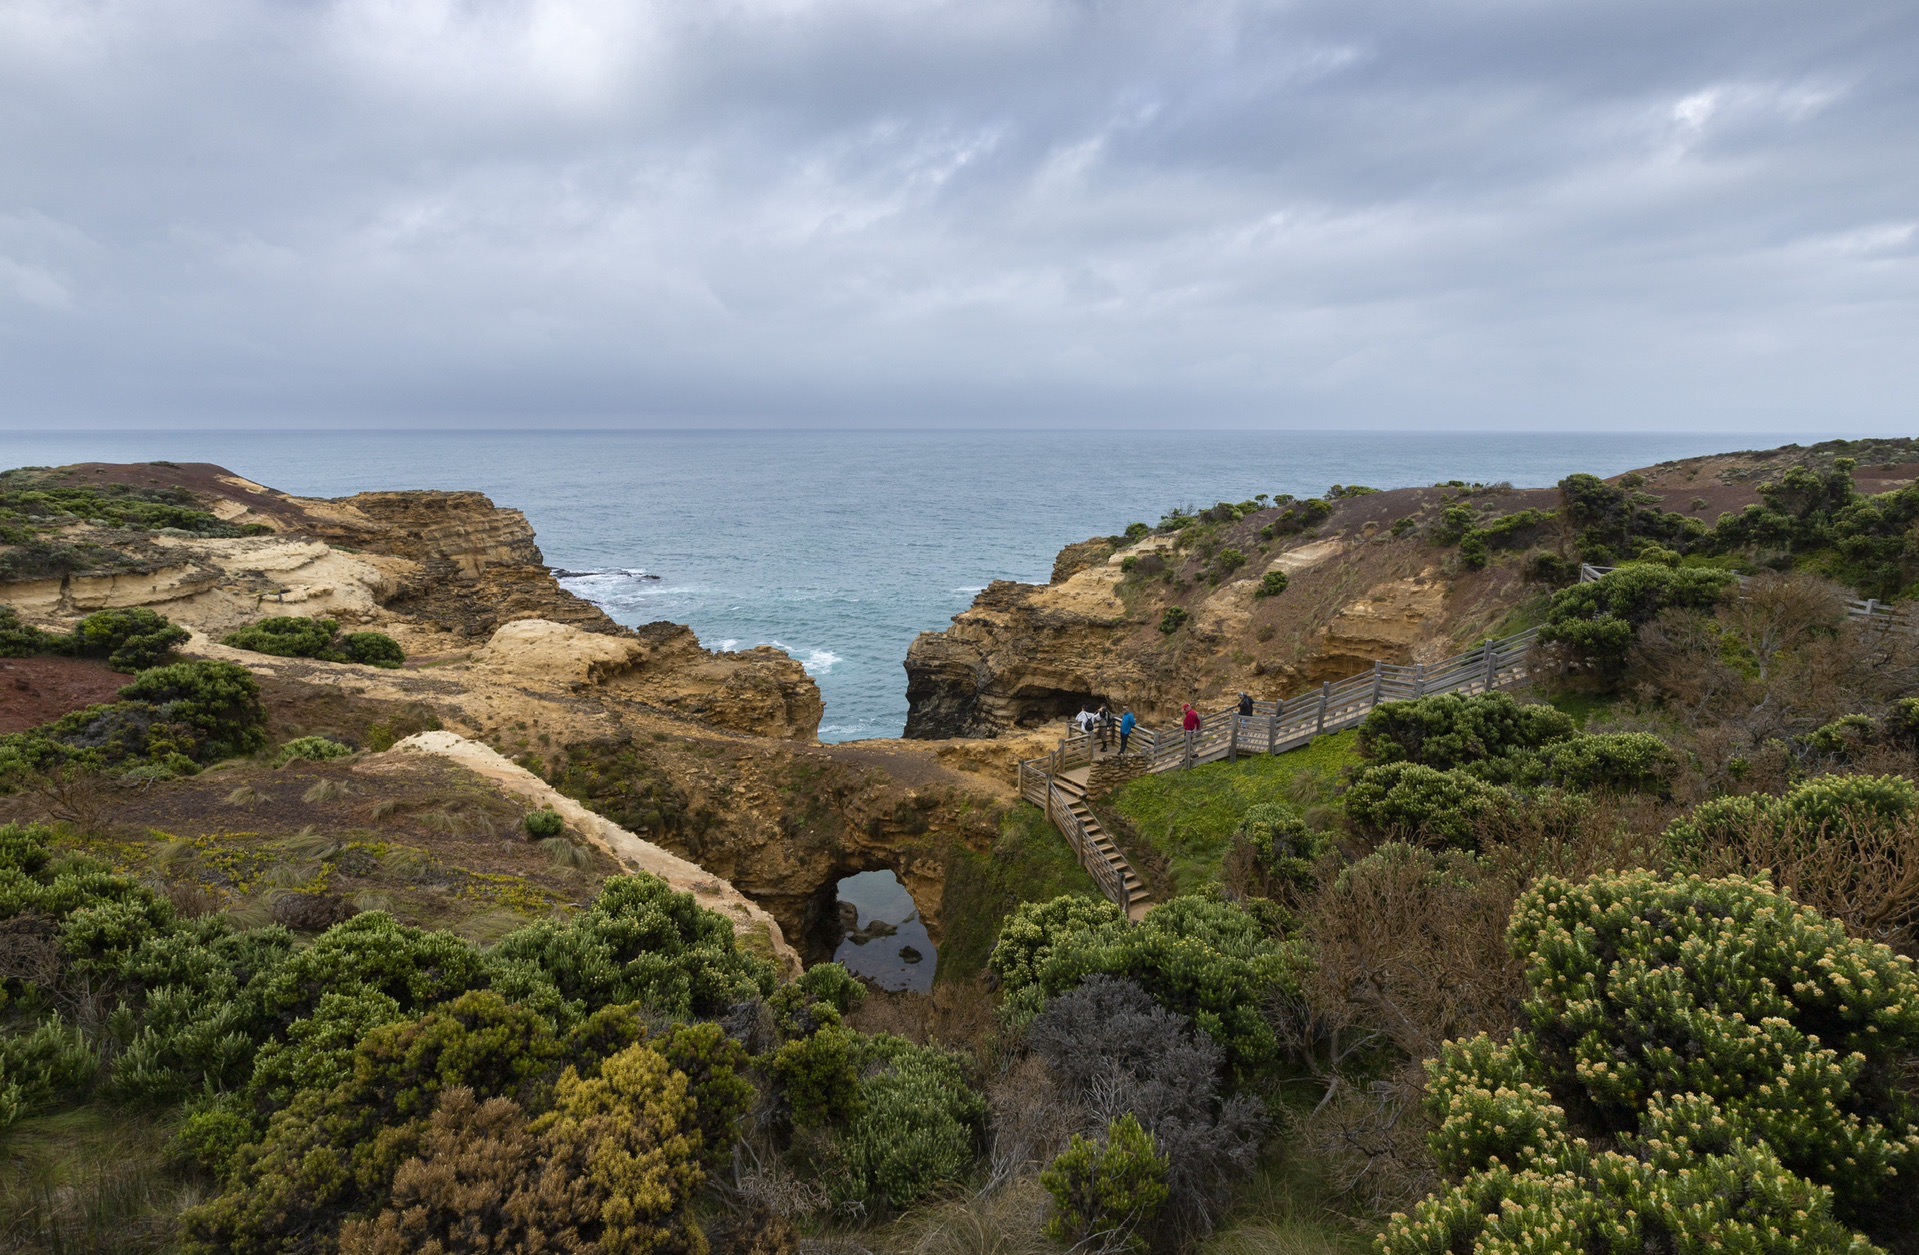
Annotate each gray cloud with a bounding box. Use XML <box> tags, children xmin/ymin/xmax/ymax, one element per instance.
<box><xmin>1</xmin><ymin>0</ymin><xmax>1914</xmax><ymax>429</ymax></box>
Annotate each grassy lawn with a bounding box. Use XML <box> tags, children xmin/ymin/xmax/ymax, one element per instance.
<box><xmin>1544</xmin><ymin>690</ymin><xmax>1622</xmax><ymax>729</ymax></box>
<box><xmin>936</xmin><ymin>804</ymin><xmax>1104</xmax><ymax>981</ymax></box>
<box><xmin>1108</xmin><ymin>731</ymin><xmax>1362</xmax><ymax>895</ymax></box>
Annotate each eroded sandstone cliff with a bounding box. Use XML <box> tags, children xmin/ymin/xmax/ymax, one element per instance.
<box><xmin>904</xmin><ymin>439</ymin><xmax>1919</xmax><ymax>738</ymax></box>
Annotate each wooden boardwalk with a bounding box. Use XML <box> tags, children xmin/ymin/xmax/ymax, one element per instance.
<box><xmin>1018</xmin><ymin>626</ymin><xmax>1542</xmax><ymax>917</ymax></box>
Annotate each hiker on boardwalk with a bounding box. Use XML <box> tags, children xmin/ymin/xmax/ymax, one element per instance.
<box><xmin>1237</xmin><ymin>691</ymin><xmax>1254</xmax><ymax>717</ymax></box>
<box><xmin>1119</xmin><ymin>707</ymin><xmax>1136</xmax><ymax>754</ymax></box>
<box><xmin>1182</xmin><ymin>702</ymin><xmax>1201</xmax><ymax>754</ymax></box>
<box><xmin>1075</xmin><ymin>708</ymin><xmax>1098</xmax><ymax>737</ymax></box>
<box><xmin>1096</xmin><ymin>703</ymin><xmax>1114</xmax><ymax>752</ymax></box>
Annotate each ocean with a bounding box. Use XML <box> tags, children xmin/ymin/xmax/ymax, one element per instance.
<box><xmin>1</xmin><ymin>428</ymin><xmax>1794</xmax><ymax>741</ymax></box>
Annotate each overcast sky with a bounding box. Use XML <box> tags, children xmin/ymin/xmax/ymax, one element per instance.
<box><xmin>1</xmin><ymin>0</ymin><xmax>1915</xmax><ymax>431</ymax></box>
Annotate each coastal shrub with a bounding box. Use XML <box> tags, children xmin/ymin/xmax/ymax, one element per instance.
<box><xmin>0</xmin><ymin>475</ymin><xmax>255</xmax><ymax>537</ymax></box>
<box><xmin>771</xmin><ymin>1023</ymin><xmax>864</xmax><ymax>1129</ymax></box>
<box><xmin>0</xmin><ymin>604</ymin><xmax>190</xmax><ymax>670</ymax></box>
<box><xmin>1357</xmin><ymin>692</ymin><xmax>1575</xmax><ymax>773</ymax></box>
<box><xmin>1258</xmin><ymin>497</ymin><xmax>1332</xmax><ymax>541</ymax></box>
<box><xmin>532</xmin><ymin>1041</ymin><xmax>708</xmax><ymax>1252</ymax></box>
<box><xmin>657</xmin><ymin>1021</ymin><xmax>754</xmax><ymax>1169</ymax></box>
<box><xmin>0</xmin><ymin>1015</ymin><xmax>98</xmax><ymax>1128</ymax></box>
<box><xmin>223</xmin><ymin>614</ymin><xmax>339</xmax><ymax>659</ymax></box>
<box><xmin>1254</xmin><ymin>569</ymin><xmax>1288</xmax><ymax>598</ymax></box>
<box><xmin>1557</xmin><ymin>471</ymin><xmax>1703</xmax><ymax>564</ymax></box>
<box><xmin>1668</xmin><ymin>774</ymin><xmax>1919</xmax><ymax>863</ymax></box>
<box><xmin>336</xmin><ymin>631</ymin><xmax>406</xmax><ymax>668</ymax></box>
<box><xmin>222</xmin><ymin>615</ymin><xmax>405</xmax><ymax>669</ymax></box>
<box><xmin>1808</xmin><ymin>713</ymin><xmax>1880</xmax><ymax>759</ymax></box>
<box><xmin>0</xmin><ymin>659</ymin><xmax>266</xmax><ymax>785</ymax></box>
<box><xmin>1208</xmin><ymin>548</ymin><xmax>1246</xmax><ymax>583</ymax></box>
<box><xmin>1343</xmin><ymin>762</ymin><xmax>1517</xmax><ymax>849</ymax></box>
<box><xmin>117</xmin><ymin>659</ymin><xmax>267</xmax><ymax>761</ymax></box>
<box><xmin>1041</xmin><ymin>1114</ymin><xmax>1169</xmax><ymax>1254</ymax></box>
<box><xmin>990</xmin><ymin>894</ymin><xmax>1300</xmax><ymax>1081</ymax></box>
<box><xmin>1538</xmin><ymin>562</ymin><xmax>1737</xmax><ymax>687</ymax></box>
<box><xmin>1157</xmin><ymin>607</ymin><xmax>1189</xmax><ymax>634</ymax></box>
<box><xmin>1380</xmin><ymin>870</ymin><xmax>1919</xmax><ymax>1251</ymax></box>
<box><xmin>522</xmin><ymin>806</ymin><xmax>565</xmax><ymax>839</ymax></box>
<box><xmin>1028</xmin><ymin>977</ymin><xmax>1265</xmax><ymax>1239</ymax></box>
<box><xmin>837</xmin><ymin>1036</ymin><xmax>986</xmax><ymax>1208</ymax></box>
<box><xmin>70</xmin><ymin>607</ymin><xmax>191</xmax><ymax>671</ymax></box>
<box><xmin>0</xmin><ymin>605</ymin><xmax>56</xmax><ymax>657</ymax></box>
<box><xmin>274</xmin><ymin>735</ymin><xmax>353</xmax><ymax>767</ymax></box>
<box><xmin>487</xmin><ymin>872</ymin><xmax>775</xmax><ymax>1019</ymax></box>
<box><xmin>1516</xmin><ymin>730</ymin><xmax>1678</xmax><ymax>793</ymax></box>
<box><xmin>1232</xmin><ymin>803</ymin><xmax>1329</xmax><ymax>902</ymax></box>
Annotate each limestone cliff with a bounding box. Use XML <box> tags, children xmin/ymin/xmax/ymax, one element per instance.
<box><xmin>905</xmin><ymin>439</ymin><xmax>1919</xmax><ymax>738</ymax></box>
<box><xmin>0</xmin><ymin>462</ymin><xmax>823</xmax><ymax>741</ymax></box>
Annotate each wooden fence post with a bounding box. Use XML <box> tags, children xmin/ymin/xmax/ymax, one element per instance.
<box><xmin>1268</xmin><ymin>701</ymin><xmax>1281</xmax><ymax>755</ymax></box>
<box><xmin>1369</xmin><ymin>661</ymin><xmax>1383</xmax><ymax>708</ymax></box>
<box><xmin>1316</xmin><ymin>682</ymin><xmax>1330</xmax><ymax>733</ymax></box>
<box><xmin>1413</xmin><ymin>663</ymin><xmax>1426</xmax><ymax>698</ymax></box>
<box><xmin>1229</xmin><ymin>714</ymin><xmax>1239</xmax><ymax>763</ymax></box>
<box><xmin>1482</xmin><ymin>640</ymin><xmax>1496</xmax><ymax>691</ymax></box>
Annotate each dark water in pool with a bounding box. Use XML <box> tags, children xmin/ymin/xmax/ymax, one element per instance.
<box><xmin>832</xmin><ymin>869</ymin><xmax>935</xmax><ymax>993</ymax></box>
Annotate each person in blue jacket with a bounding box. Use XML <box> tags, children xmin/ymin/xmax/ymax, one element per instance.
<box><xmin>1118</xmin><ymin>707</ymin><xmax>1137</xmax><ymax>755</ymax></box>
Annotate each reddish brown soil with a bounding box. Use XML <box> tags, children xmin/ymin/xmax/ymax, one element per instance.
<box><xmin>0</xmin><ymin>656</ymin><xmax>127</xmax><ymax>733</ymax></box>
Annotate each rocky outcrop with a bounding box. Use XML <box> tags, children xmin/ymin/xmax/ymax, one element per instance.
<box><xmin>904</xmin><ymin>488</ymin><xmax>1541</xmax><ymax>737</ymax></box>
<box><xmin>473</xmin><ymin>618</ymin><xmax>822</xmax><ymax>741</ymax></box>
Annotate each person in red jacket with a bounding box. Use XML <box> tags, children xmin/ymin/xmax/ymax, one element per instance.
<box><xmin>1182</xmin><ymin>702</ymin><xmax>1201</xmax><ymax>756</ymax></box>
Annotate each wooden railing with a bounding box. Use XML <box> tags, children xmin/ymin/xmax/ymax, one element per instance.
<box><xmin>1046</xmin><ymin>781</ymin><xmax>1131</xmax><ymax>907</ymax></box>
<box><xmin>1016</xmin><ymin>622</ymin><xmax>1545</xmax><ymax>910</ymax></box>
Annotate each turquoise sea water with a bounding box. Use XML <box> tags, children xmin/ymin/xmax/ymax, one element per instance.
<box><xmin>0</xmin><ymin>429</ymin><xmax>1796</xmax><ymax>740</ymax></box>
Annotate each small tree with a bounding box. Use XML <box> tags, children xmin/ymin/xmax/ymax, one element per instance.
<box><xmin>1042</xmin><ymin>1114</ymin><xmax>1169</xmax><ymax>1253</ymax></box>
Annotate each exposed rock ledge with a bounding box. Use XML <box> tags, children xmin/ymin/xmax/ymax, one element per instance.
<box><xmin>390</xmin><ymin>730</ymin><xmax>801</xmax><ymax>975</ymax></box>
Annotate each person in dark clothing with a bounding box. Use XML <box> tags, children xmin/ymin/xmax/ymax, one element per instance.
<box><xmin>1237</xmin><ymin>692</ymin><xmax>1255</xmax><ymax>717</ymax></box>
<box><xmin>1096</xmin><ymin>704</ymin><xmax>1114</xmax><ymax>752</ymax></box>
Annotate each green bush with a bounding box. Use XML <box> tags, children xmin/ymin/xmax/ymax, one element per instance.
<box><xmin>1209</xmin><ymin>548</ymin><xmax>1246</xmax><ymax>582</ymax></box>
<box><xmin>522</xmin><ymin>807</ymin><xmax>565</xmax><ymax>839</ymax></box>
<box><xmin>0</xmin><ymin>659</ymin><xmax>267</xmax><ymax>786</ymax></box>
<box><xmin>0</xmin><ymin>1015</ymin><xmax>98</xmax><ymax>1128</ymax></box>
<box><xmin>274</xmin><ymin>735</ymin><xmax>353</xmax><ymax>767</ymax></box>
<box><xmin>0</xmin><ymin>605</ymin><xmax>57</xmax><ymax>657</ymax></box>
<box><xmin>771</xmin><ymin>1023</ymin><xmax>865</xmax><ymax>1129</ymax></box>
<box><xmin>336</xmin><ymin>631</ymin><xmax>406</xmax><ymax>668</ymax></box>
<box><xmin>222</xmin><ymin>616</ymin><xmax>404</xmax><ymax>669</ymax></box>
<box><xmin>223</xmin><ymin>614</ymin><xmax>338</xmax><ymax>658</ymax></box>
<box><xmin>1343</xmin><ymin>762</ymin><xmax>1517</xmax><ymax>849</ymax></box>
<box><xmin>990</xmin><ymin>894</ymin><xmax>1300</xmax><ymax>1082</ymax></box>
<box><xmin>1041</xmin><ymin>1114</ymin><xmax>1169</xmax><ymax>1254</ymax></box>
<box><xmin>1668</xmin><ymin>774</ymin><xmax>1919</xmax><ymax>863</ymax></box>
<box><xmin>488</xmin><ymin>873</ymin><xmax>775</xmax><ymax>1019</ymax></box>
<box><xmin>1517</xmin><ymin>730</ymin><xmax>1678</xmax><ymax>793</ymax></box>
<box><xmin>1158</xmin><ymin>606</ymin><xmax>1189</xmax><ymax>634</ymax></box>
<box><xmin>1382</xmin><ymin>870</ymin><xmax>1919</xmax><ymax>1250</ymax></box>
<box><xmin>837</xmin><ymin>1036</ymin><xmax>986</xmax><ymax>1208</ymax></box>
<box><xmin>1358</xmin><ymin>692</ymin><xmax>1576</xmax><ymax>773</ymax></box>
<box><xmin>1537</xmin><ymin>562</ymin><xmax>1738</xmax><ymax>687</ymax></box>
<box><xmin>71</xmin><ymin>607</ymin><xmax>191</xmax><ymax>671</ymax></box>
<box><xmin>1254</xmin><ymin>569</ymin><xmax>1288</xmax><ymax>598</ymax></box>
<box><xmin>1808</xmin><ymin>714</ymin><xmax>1880</xmax><ymax>758</ymax></box>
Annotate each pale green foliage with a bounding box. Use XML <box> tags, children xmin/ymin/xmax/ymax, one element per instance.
<box><xmin>1041</xmin><ymin>1113</ymin><xmax>1170</xmax><ymax>1253</ymax></box>
<box><xmin>1380</xmin><ymin>870</ymin><xmax>1919</xmax><ymax>1252</ymax></box>
<box><xmin>1668</xmin><ymin>774</ymin><xmax>1919</xmax><ymax>861</ymax></box>
<box><xmin>273</xmin><ymin>735</ymin><xmax>353</xmax><ymax>767</ymax></box>
<box><xmin>1343</xmin><ymin>762</ymin><xmax>1517</xmax><ymax>849</ymax></box>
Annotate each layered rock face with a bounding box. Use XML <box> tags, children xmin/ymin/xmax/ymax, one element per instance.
<box><xmin>903</xmin><ymin>489</ymin><xmax>1536</xmax><ymax>738</ymax></box>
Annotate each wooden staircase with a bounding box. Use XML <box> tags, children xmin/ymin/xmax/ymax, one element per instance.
<box><xmin>1019</xmin><ymin>623</ymin><xmax>1549</xmax><ymax>918</ymax></box>
<box><xmin>1054</xmin><ymin>766</ymin><xmax>1150</xmax><ymax>921</ymax></box>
